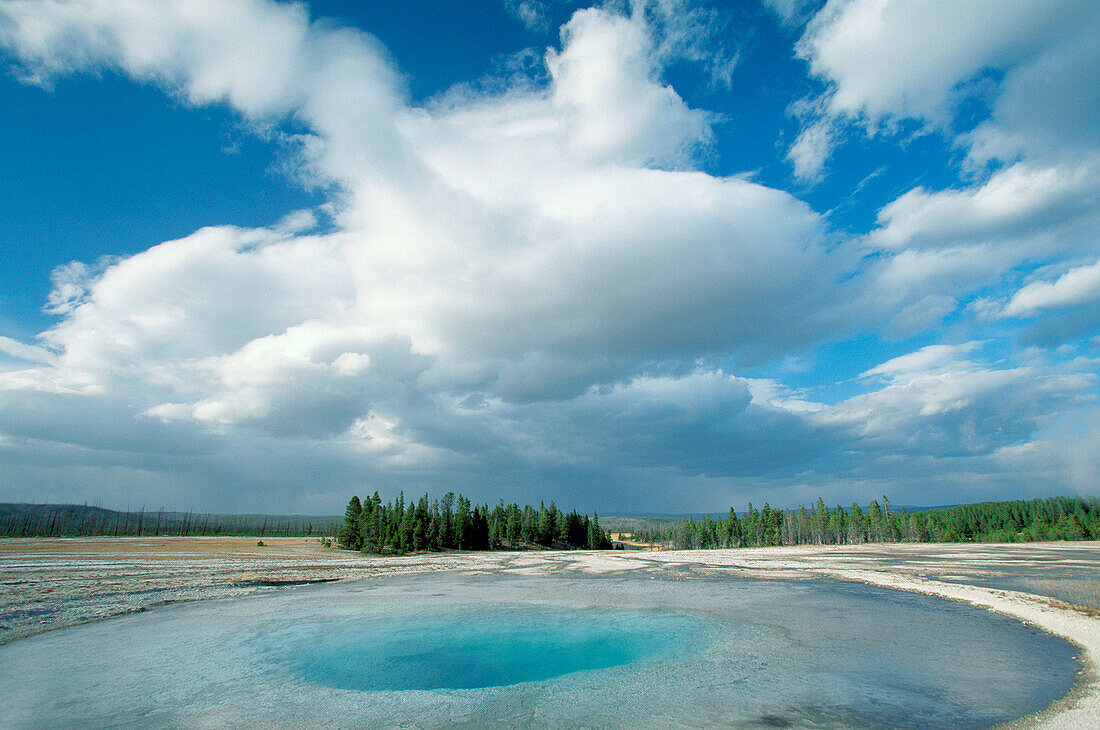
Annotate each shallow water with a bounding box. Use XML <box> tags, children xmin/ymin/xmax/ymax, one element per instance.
<box><xmin>0</xmin><ymin>572</ymin><xmax>1080</xmax><ymax>728</ymax></box>
<box><xmin>265</xmin><ymin>606</ymin><xmax>710</xmax><ymax>691</ymax></box>
<box><xmin>925</xmin><ymin>552</ymin><xmax>1100</xmax><ymax>609</ymax></box>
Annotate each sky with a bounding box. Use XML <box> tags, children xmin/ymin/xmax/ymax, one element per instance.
<box><xmin>0</xmin><ymin>0</ymin><xmax>1098</xmax><ymax>515</ymax></box>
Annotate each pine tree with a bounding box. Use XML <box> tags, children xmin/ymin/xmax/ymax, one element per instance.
<box><xmin>454</xmin><ymin>495</ymin><xmax>471</xmax><ymax>549</ymax></box>
<box><xmin>341</xmin><ymin>495</ymin><xmax>362</xmax><ymax>550</ymax></box>
<box><xmin>506</xmin><ymin>503</ymin><xmax>523</xmax><ymax>545</ymax></box>
<box><xmin>725</xmin><ymin>507</ymin><xmax>742</xmax><ymax>548</ymax></box>
<box><xmin>812</xmin><ymin>498</ymin><xmax>828</xmax><ymax>544</ymax></box>
<box><xmin>440</xmin><ymin>492</ymin><xmax>455</xmax><ymax>548</ymax></box>
<box><xmin>867</xmin><ymin>500</ymin><xmax>884</xmax><ymax>542</ymax></box>
<box><xmin>587</xmin><ymin>512</ymin><xmax>606</xmax><ymax>549</ymax></box>
<box><xmin>522</xmin><ymin>504</ymin><xmax>538</xmax><ymax>544</ymax></box>
<box><xmin>829</xmin><ymin>505</ymin><xmax>846</xmax><ymax>544</ymax></box>
<box><xmin>536</xmin><ymin>500</ymin><xmax>552</xmax><ymax>546</ymax></box>
<box><xmin>848</xmin><ymin>503</ymin><xmax>864</xmax><ymax>544</ymax></box>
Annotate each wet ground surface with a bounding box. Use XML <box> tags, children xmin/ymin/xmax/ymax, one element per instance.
<box><xmin>0</xmin><ymin>537</ymin><xmax>517</xmax><ymax>643</ymax></box>
<box><xmin>641</xmin><ymin>543</ymin><xmax>1100</xmax><ymax>610</ymax></box>
<box><xmin>3</xmin><ymin>538</ymin><xmax>1100</xmax><ymax>645</ymax></box>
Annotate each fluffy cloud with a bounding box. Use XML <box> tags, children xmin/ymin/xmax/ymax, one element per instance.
<box><xmin>983</xmin><ymin>258</ymin><xmax>1100</xmax><ymax>347</ymax></box>
<box><xmin>792</xmin><ymin>0</ymin><xmax>1100</xmax><ymax>203</ymax></box>
<box><xmin>785</xmin><ymin>117</ymin><xmax>834</xmax><ymax>183</ymax></box>
<box><xmin>789</xmin><ymin>0</ymin><xmax>1100</xmax><ymax>349</ymax></box>
<box><xmin>820</xmin><ymin>344</ymin><xmax>1096</xmax><ymax>457</ymax></box>
<box><xmin>871</xmin><ymin>161</ymin><xmax>1100</xmax><ymax>253</ymax></box>
<box><xmin>0</xmin><ymin>0</ymin><xmax>1096</xmax><ymax>511</ymax></box>
<box><xmin>547</xmin><ymin>8</ymin><xmax>713</xmax><ymax>166</ymax></box>
<box><xmin>0</xmin><ymin>0</ymin><xmax>314</xmax><ymax>115</ymax></box>
<box><xmin>796</xmin><ymin>0</ymin><xmax>1098</xmax><ymax>141</ymax></box>
<box><xmin>0</xmin><ymin>336</ymin><xmax>54</xmax><ymax>365</ymax></box>
<box><xmin>40</xmin><ymin>225</ymin><xmax>353</xmax><ymax>380</ymax></box>
<box><xmin>1003</xmin><ymin>259</ymin><xmax>1100</xmax><ymax>318</ymax></box>
<box><xmin>0</xmin><ymin>0</ymin><xmax>850</xmax><ymax>508</ymax></box>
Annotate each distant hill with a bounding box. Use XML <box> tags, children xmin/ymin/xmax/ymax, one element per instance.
<box><xmin>0</xmin><ymin>503</ymin><xmax>341</xmax><ymax>537</ymax></box>
<box><xmin>602</xmin><ymin>505</ymin><xmax>953</xmax><ymax>531</ymax></box>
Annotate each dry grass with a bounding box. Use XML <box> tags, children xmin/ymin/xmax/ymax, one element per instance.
<box><xmin>0</xmin><ymin>535</ymin><xmax>335</xmax><ymax>557</ymax></box>
<box><xmin>608</xmin><ymin>532</ymin><xmax>662</xmax><ymax>550</ymax></box>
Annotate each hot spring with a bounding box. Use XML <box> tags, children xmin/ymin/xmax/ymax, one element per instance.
<box><xmin>0</xmin><ymin>572</ymin><xmax>1080</xmax><ymax>728</ymax></box>
<box><xmin>264</xmin><ymin>607</ymin><xmax>710</xmax><ymax>692</ymax></box>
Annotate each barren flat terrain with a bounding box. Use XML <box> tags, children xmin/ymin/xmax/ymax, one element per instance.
<box><xmin>2</xmin><ymin>538</ymin><xmax>1099</xmax><ymax>728</ymax></box>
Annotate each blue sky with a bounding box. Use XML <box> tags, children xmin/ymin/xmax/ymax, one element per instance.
<box><xmin>0</xmin><ymin>0</ymin><xmax>1098</xmax><ymax>514</ymax></box>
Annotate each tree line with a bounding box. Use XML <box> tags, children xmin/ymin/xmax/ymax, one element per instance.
<box><xmin>340</xmin><ymin>492</ymin><xmax>613</xmax><ymax>553</ymax></box>
<box><xmin>631</xmin><ymin>496</ymin><xmax>1100</xmax><ymax>549</ymax></box>
<box><xmin>0</xmin><ymin>503</ymin><xmax>339</xmax><ymax>537</ymax></box>
<box><xmin>7</xmin><ymin>495</ymin><xmax>1096</xmax><ymax>548</ymax></box>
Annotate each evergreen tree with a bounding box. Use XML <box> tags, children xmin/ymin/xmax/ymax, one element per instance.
<box><xmin>341</xmin><ymin>495</ymin><xmax>362</xmax><ymax>550</ymax></box>
<box><xmin>556</xmin><ymin>505</ymin><xmax>571</xmax><ymax>546</ymax></box>
<box><xmin>812</xmin><ymin>498</ymin><xmax>828</xmax><ymax>544</ymax></box>
<box><xmin>470</xmin><ymin>504</ymin><xmax>490</xmax><ymax>550</ymax></box>
<box><xmin>848</xmin><ymin>503</ymin><xmax>865</xmax><ymax>544</ymax></box>
<box><xmin>867</xmin><ymin>499</ymin><xmax>884</xmax><ymax>542</ymax></box>
<box><xmin>587</xmin><ymin>511</ymin><xmax>609</xmax><ymax>549</ymax></box>
<box><xmin>357</xmin><ymin>492</ymin><xmax>383</xmax><ymax>553</ymax></box>
<box><xmin>454</xmin><ymin>495</ymin><xmax>471</xmax><ymax>549</ymax></box>
<box><xmin>829</xmin><ymin>505</ymin><xmax>846</xmax><ymax>545</ymax></box>
<box><xmin>725</xmin><ymin>507</ymin><xmax>742</xmax><ymax>548</ymax></box>
<box><xmin>744</xmin><ymin>503</ymin><xmax>760</xmax><ymax>547</ymax></box>
<box><xmin>398</xmin><ymin>507</ymin><xmax>414</xmax><ymax>553</ymax></box>
<box><xmin>796</xmin><ymin>505</ymin><xmax>811</xmax><ymax>545</ymax></box>
<box><xmin>440</xmin><ymin>492</ymin><xmax>455</xmax><ymax>548</ymax></box>
<box><xmin>413</xmin><ymin>495</ymin><xmax>430</xmax><ymax>551</ymax></box>
<box><xmin>574</xmin><ymin>512</ymin><xmax>590</xmax><ymax>547</ymax></box>
<box><xmin>522</xmin><ymin>504</ymin><xmax>538</xmax><ymax>544</ymax></box>
<box><xmin>489</xmin><ymin>502</ymin><xmax>506</xmax><ymax>548</ymax></box>
<box><xmin>882</xmin><ymin>496</ymin><xmax>898</xmax><ymax>541</ymax></box>
<box><xmin>536</xmin><ymin>500</ymin><xmax>552</xmax><ymax>546</ymax></box>
<box><xmin>506</xmin><ymin>503</ymin><xmax>523</xmax><ymax>545</ymax></box>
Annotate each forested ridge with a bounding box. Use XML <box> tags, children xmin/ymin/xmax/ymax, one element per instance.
<box><xmin>0</xmin><ymin>503</ymin><xmax>339</xmax><ymax>537</ymax></box>
<box><xmin>635</xmin><ymin>496</ymin><xmax>1100</xmax><ymax>549</ymax></box>
<box><xmin>339</xmin><ymin>492</ymin><xmax>612</xmax><ymax>553</ymax></box>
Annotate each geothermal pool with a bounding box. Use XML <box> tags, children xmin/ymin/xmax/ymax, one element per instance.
<box><xmin>0</xmin><ymin>572</ymin><xmax>1080</xmax><ymax>728</ymax></box>
<box><xmin>264</xmin><ymin>606</ymin><xmax>709</xmax><ymax>692</ymax></box>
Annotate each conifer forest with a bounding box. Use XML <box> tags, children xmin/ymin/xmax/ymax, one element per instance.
<box><xmin>337</xmin><ymin>494</ymin><xmax>1100</xmax><ymax>554</ymax></box>
<box><xmin>339</xmin><ymin>492</ymin><xmax>613</xmax><ymax>553</ymax></box>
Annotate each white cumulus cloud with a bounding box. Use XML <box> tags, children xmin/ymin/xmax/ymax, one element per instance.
<box><xmin>1003</xmin><ymin>259</ymin><xmax>1100</xmax><ymax>318</ymax></box>
<box><xmin>0</xmin><ymin>0</ymin><xmax>1096</xmax><ymax>511</ymax></box>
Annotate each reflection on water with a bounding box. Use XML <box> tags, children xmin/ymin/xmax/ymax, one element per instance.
<box><xmin>927</xmin><ymin>556</ymin><xmax>1100</xmax><ymax>609</ymax></box>
<box><xmin>0</xmin><ymin>573</ymin><xmax>1081</xmax><ymax>729</ymax></box>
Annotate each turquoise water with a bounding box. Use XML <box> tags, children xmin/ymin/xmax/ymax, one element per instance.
<box><xmin>265</xmin><ymin>607</ymin><xmax>710</xmax><ymax>691</ymax></box>
<box><xmin>0</xmin><ymin>573</ymin><xmax>1081</xmax><ymax>728</ymax></box>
